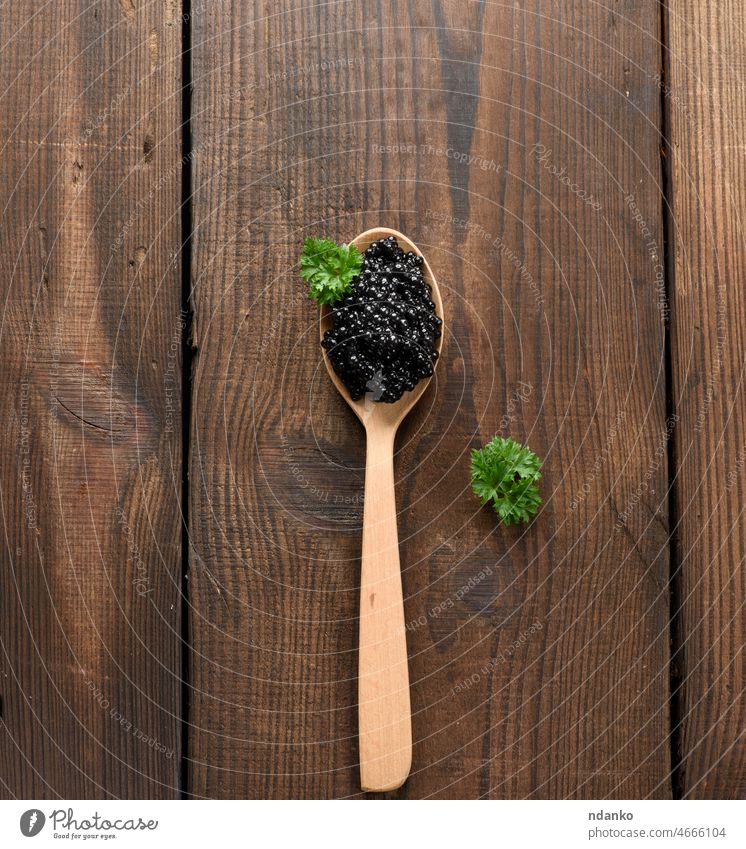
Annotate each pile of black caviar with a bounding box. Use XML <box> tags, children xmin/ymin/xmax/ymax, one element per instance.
<box><xmin>322</xmin><ymin>236</ymin><xmax>441</xmax><ymax>403</ymax></box>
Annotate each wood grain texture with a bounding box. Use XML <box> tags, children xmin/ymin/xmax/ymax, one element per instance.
<box><xmin>0</xmin><ymin>2</ymin><xmax>183</xmax><ymax>797</ymax></box>
<box><xmin>189</xmin><ymin>0</ymin><xmax>672</xmax><ymax>798</ymax></box>
<box><xmin>666</xmin><ymin>0</ymin><xmax>746</xmax><ymax>798</ymax></box>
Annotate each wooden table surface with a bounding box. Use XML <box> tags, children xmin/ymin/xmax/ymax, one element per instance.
<box><xmin>1</xmin><ymin>1</ymin><xmax>744</xmax><ymax>799</ymax></box>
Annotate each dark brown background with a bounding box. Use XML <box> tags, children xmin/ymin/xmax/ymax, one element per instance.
<box><xmin>1</xmin><ymin>1</ymin><xmax>743</xmax><ymax>799</ymax></box>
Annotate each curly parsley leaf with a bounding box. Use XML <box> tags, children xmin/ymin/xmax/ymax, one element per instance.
<box><xmin>299</xmin><ymin>237</ymin><xmax>363</xmax><ymax>305</ymax></box>
<box><xmin>471</xmin><ymin>436</ymin><xmax>543</xmax><ymax>525</ymax></box>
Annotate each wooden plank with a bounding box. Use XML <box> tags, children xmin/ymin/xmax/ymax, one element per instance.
<box><xmin>189</xmin><ymin>0</ymin><xmax>671</xmax><ymax>797</ymax></box>
<box><xmin>666</xmin><ymin>0</ymin><xmax>746</xmax><ymax>798</ymax></box>
<box><xmin>0</xmin><ymin>2</ymin><xmax>183</xmax><ymax>797</ymax></box>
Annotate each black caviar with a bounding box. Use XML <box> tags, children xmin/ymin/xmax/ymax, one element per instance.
<box><xmin>322</xmin><ymin>236</ymin><xmax>442</xmax><ymax>402</ymax></box>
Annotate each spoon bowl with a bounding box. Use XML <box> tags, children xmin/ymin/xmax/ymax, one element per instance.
<box><xmin>320</xmin><ymin>227</ymin><xmax>445</xmax><ymax>427</ymax></box>
<box><xmin>319</xmin><ymin>227</ymin><xmax>444</xmax><ymax>792</ymax></box>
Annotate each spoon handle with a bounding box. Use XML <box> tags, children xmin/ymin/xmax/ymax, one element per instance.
<box><xmin>358</xmin><ymin>426</ymin><xmax>412</xmax><ymax>792</ymax></box>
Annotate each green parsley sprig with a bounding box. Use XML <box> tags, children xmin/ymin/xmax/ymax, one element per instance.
<box><xmin>471</xmin><ymin>436</ymin><xmax>543</xmax><ymax>525</ymax></box>
<box><xmin>299</xmin><ymin>237</ymin><xmax>363</xmax><ymax>305</ymax></box>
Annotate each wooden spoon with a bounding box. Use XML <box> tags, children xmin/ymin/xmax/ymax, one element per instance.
<box><xmin>320</xmin><ymin>227</ymin><xmax>445</xmax><ymax>792</ymax></box>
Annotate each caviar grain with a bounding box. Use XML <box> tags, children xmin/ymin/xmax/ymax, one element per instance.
<box><xmin>322</xmin><ymin>236</ymin><xmax>441</xmax><ymax>402</ymax></box>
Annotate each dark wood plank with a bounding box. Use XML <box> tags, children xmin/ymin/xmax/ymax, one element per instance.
<box><xmin>667</xmin><ymin>0</ymin><xmax>746</xmax><ymax>798</ymax></box>
<box><xmin>189</xmin><ymin>0</ymin><xmax>671</xmax><ymax>798</ymax></box>
<box><xmin>0</xmin><ymin>2</ymin><xmax>183</xmax><ymax>797</ymax></box>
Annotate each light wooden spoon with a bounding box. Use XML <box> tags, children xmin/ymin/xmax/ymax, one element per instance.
<box><xmin>320</xmin><ymin>227</ymin><xmax>445</xmax><ymax>792</ymax></box>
